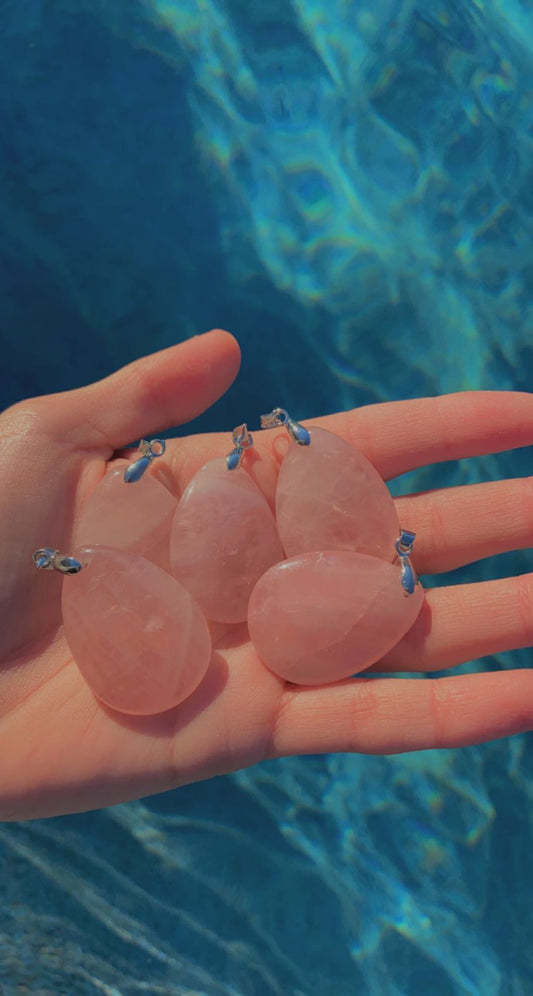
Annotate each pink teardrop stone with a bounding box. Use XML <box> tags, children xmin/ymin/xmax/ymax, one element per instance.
<box><xmin>62</xmin><ymin>546</ymin><xmax>212</xmax><ymax>715</ymax></box>
<box><xmin>276</xmin><ymin>427</ymin><xmax>400</xmax><ymax>561</ymax></box>
<box><xmin>170</xmin><ymin>458</ymin><xmax>284</xmax><ymax>623</ymax></box>
<box><xmin>74</xmin><ymin>466</ymin><xmax>177</xmax><ymax>571</ymax></box>
<box><xmin>248</xmin><ymin>550</ymin><xmax>424</xmax><ymax>685</ymax></box>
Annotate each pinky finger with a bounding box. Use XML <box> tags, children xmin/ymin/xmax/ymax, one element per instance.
<box><xmin>268</xmin><ymin>669</ymin><xmax>533</xmax><ymax>757</ymax></box>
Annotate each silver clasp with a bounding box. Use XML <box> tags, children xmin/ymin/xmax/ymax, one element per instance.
<box><xmin>395</xmin><ymin>529</ymin><xmax>418</xmax><ymax>596</ymax></box>
<box><xmin>260</xmin><ymin>408</ymin><xmax>311</xmax><ymax>446</ymax></box>
<box><xmin>226</xmin><ymin>423</ymin><xmax>254</xmax><ymax>470</ymax></box>
<box><xmin>33</xmin><ymin>548</ymin><xmax>82</xmax><ymax>574</ymax></box>
<box><xmin>124</xmin><ymin>438</ymin><xmax>166</xmax><ymax>483</ymax></box>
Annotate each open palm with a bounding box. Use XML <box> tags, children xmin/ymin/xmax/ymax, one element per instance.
<box><xmin>1</xmin><ymin>329</ymin><xmax>532</xmax><ymax>822</ymax></box>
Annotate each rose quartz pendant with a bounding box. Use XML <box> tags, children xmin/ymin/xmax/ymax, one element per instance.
<box><xmin>73</xmin><ymin>465</ymin><xmax>177</xmax><ymax>571</ymax></box>
<box><xmin>62</xmin><ymin>546</ymin><xmax>212</xmax><ymax>715</ymax></box>
<box><xmin>275</xmin><ymin>426</ymin><xmax>399</xmax><ymax>561</ymax></box>
<box><xmin>247</xmin><ymin>550</ymin><xmax>424</xmax><ymax>684</ymax></box>
<box><xmin>170</xmin><ymin>457</ymin><xmax>283</xmax><ymax>623</ymax></box>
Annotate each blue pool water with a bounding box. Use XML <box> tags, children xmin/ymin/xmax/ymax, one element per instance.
<box><xmin>1</xmin><ymin>1</ymin><xmax>533</xmax><ymax>993</ymax></box>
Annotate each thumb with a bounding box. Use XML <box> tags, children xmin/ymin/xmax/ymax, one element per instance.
<box><xmin>52</xmin><ymin>329</ymin><xmax>241</xmax><ymax>450</ymax></box>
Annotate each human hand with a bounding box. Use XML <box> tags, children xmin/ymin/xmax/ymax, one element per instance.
<box><xmin>1</xmin><ymin>329</ymin><xmax>532</xmax><ymax>821</ymax></box>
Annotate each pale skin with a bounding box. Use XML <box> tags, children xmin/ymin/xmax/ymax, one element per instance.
<box><xmin>1</xmin><ymin>328</ymin><xmax>533</xmax><ymax>822</ymax></box>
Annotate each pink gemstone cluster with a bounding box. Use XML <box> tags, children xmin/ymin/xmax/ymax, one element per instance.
<box><xmin>60</xmin><ymin>425</ymin><xmax>424</xmax><ymax>715</ymax></box>
<box><xmin>247</xmin><ymin>427</ymin><xmax>424</xmax><ymax>683</ymax></box>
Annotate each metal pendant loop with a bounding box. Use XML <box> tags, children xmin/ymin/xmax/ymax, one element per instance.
<box><xmin>33</xmin><ymin>548</ymin><xmax>82</xmax><ymax>574</ymax></box>
<box><xmin>124</xmin><ymin>438</ymin><xmax>166</xmax><ymax>483</ymax></box>
<box><xmin>260</xmin><ymin>408</ymin><xmax>311</xmax><ymax>445</ymax></box>
<box><xmin>226</xmin><ymin>423</ymin><xmax>254</xmax><ymax>470</ymax></box>
<box><xmin>395</xmin><ymin>529</ymin><xmax>418</xmax><ymax>595</ymax></box>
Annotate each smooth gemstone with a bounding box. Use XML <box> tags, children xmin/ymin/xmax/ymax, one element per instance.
<box><xmin>170</xmin><ymin>458</ymin><xmax>284</xmax><ymax>623</ymax></box>
<box><xmin>62</xmin><ymin>546</ymin><xmax>212</xmax><ymax>715</ymax></box>
<box><xmin>247</xmin><ymin>550</ymin><xmax>424</xmax><ymax>684</ymax></box>
<box><xmin>276</xmin><ymin>427</ymin><xmax>400</xmax><ymax>561</ymax></box>
<box><xmin>73</xmin><ymin>465</ymin><xmax>177</xmax><ymax>571</ymax></box>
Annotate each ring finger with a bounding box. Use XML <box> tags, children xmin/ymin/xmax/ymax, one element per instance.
<box><xmin>373</xmin><ymin>571</ymin><xmax>533</xmax><ymax>672</ymax></box>
<box><xmin>395</xmin><ymin>476</ymin><xmax>533</xmax><ymax>575</ymax></box>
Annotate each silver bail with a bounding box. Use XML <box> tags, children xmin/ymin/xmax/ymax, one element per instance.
<box><xmin>259</xmin><ymin>408</ymin><xmax>311</xmax><ymax>446</ymax></box>
<box><xmin>226</xmin><ymin>423</ymin><xmax>253</xmax><ymax>470</ymax></box>
<box><xmin>124</xmin><ymin>438</ymin><xmax>166</xmax><ymax>483</ymax></box>
<box><xmin>395</xmin><ymin>530</ymin><xmax>418</xmax><ymax>595</ymax></box>
<box><xmin>33</xmin><ymin>548</ymin><xmax>82</xmax><ymax>574</ymax></box>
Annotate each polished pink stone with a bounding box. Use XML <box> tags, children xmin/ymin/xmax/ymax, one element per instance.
<box><xmin>276</xmin><ymin>427</ymin><xmax>400</xmax><ymax>561</ymax></box>
<box><xmin>62</xmin><ymin>546</ymin><xmax>212</xmax><ymax>715</ymax></box>
<box><xmin>170</xmin><ymin>458</ymin><xmax>284</xmax><ymax>623</ymax></box>
<box><xmin>73</xmin><ymin>465</ymin><xmax>177</xmax><ymax>571</ymax></box>
<box><xmin>247</xmin><ymin>550</ymin><xmax>424</xmax><ymax>684</ymax></box>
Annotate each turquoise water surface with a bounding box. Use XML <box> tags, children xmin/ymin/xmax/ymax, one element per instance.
<box><xmin>1</xmin><ymin>1</ymin><xmax>533</xmax><ymax>993</ymax></box>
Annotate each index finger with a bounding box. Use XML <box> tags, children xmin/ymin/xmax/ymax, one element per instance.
<box><xmin>167</xmin><ymin>390</ymin><xmax>533</xmax><ymax>501</ymax></box>
<box><xmin>313</xmin><ymin>391</ymin><xmax>533</xmax><ymax>480</ymax></box>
